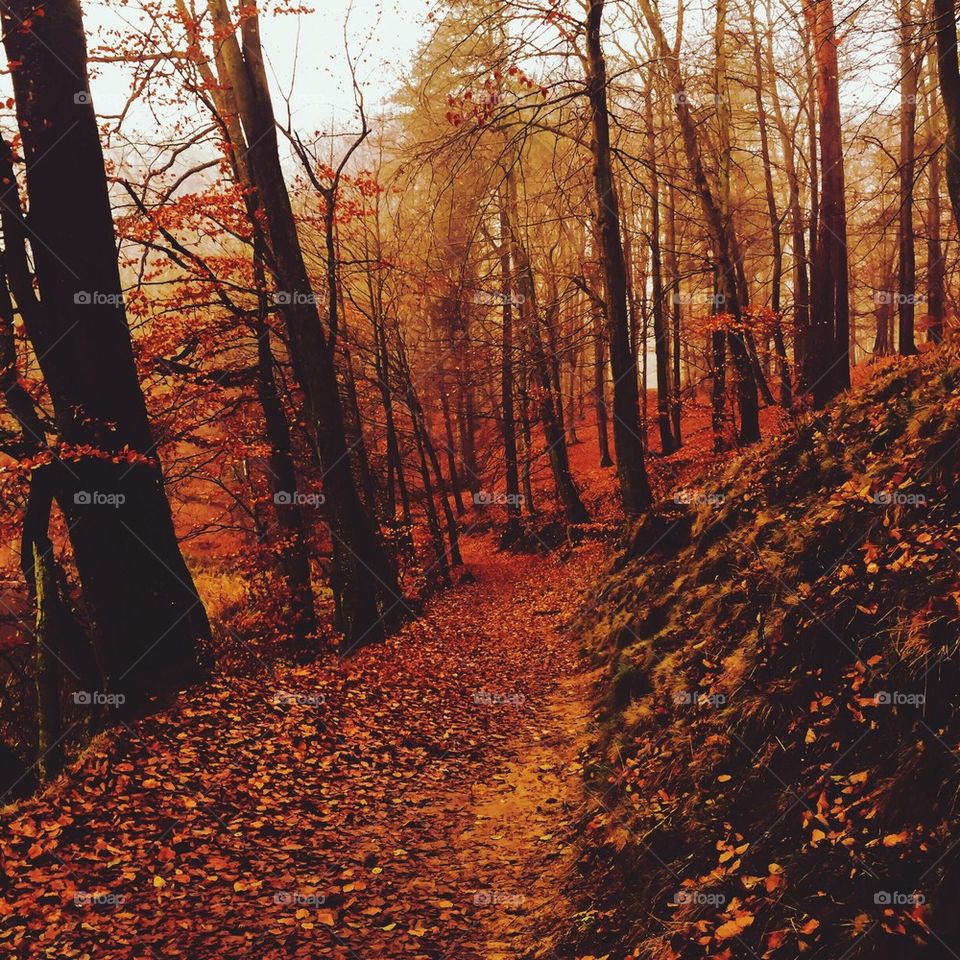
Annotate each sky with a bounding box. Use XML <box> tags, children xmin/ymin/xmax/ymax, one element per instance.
<box><xmin>81</xmin><ymin>0</ymin><xmax>429</xmax><ymax>132</ymax></box>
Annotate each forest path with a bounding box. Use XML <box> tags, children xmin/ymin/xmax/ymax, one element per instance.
<box><xmin>0</xmin><ymin>534</ymin><xmax>605</xmax><ymax>959</ymax></box>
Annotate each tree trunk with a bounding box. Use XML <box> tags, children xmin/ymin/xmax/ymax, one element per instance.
<box><xmin>34</xmin><ymin>538</ymin><xmax>64</xmax><ymax>783</ymax></box>
<box><xmin>206</xmin><ymin>0</ymin><xmax>402</xmax><ymax>650</ymax></box>
<box><xmin>925</xmin><ymin>53</ymin><xmax>947</xmax><ymax>345</ymax></box>
<box><xmin>804</xmin><ymin>0</ymin><xmax>852</xmax><ymax>406</ymax></box>
<box><xmin>934</xmin><ymin>0</ymin><xmax>960</xmax><ymax>231</ymax></box>
<box><xmin>498</xmin><ymin>181</ymin><xmax>523</xmax><ymax>546</ymax></box>
<box><xmin>252</xmin><ymin>241</ymin><xmax>317</xmax><ymax>646</ymax></box>
<box><xmin>0</xmin><ymin>0</ymin><xmax>209</xmax><ymax>704</ymax></box>
<box><xmin>507</xmin><ymin>173</ymin><xmax>589</xmax><ymax>524</ymax></box>
<box><xmin>585</xmin><ymin>0</ymin><xmax>653</xmax><ymax>516</ymax></box>
<box><xmin>898</xmin><ymin>0</ymin><xmax>919</xmax><ymax>356</ymax></box>
<box><xmin>646</xmin><ymin>90</ymin><xmax>677</xmax><ymax>454</ymax></box>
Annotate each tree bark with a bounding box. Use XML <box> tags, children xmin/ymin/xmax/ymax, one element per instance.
<box><xmin>804</xmin><ymin>0</ymin><xmax>852</xmax><ymax>406</ymax></box>
<box><xmin>585</xmin><ymin>0</ymin><xmax>653</xmax><ymax>516</ymax></box>
<box><xmin>934</xmin><ymin>0</ymin><xmax>960</xmax><ymax>232</ymax></box>
<box><xmin>0</xmin><ymin>0</ymin><xmax>209</xmax><ymax>704</ymax></box>
<box><xmin>206</xmin><ymin>0</ymin><xmax>402</xmax><ymax>650</ymax></box>
<box><xmin>898</xmin><ymin>0</ymin><xmax>919</xmax><ymax>356</ymax></box>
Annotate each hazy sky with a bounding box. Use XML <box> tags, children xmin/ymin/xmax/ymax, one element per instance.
<box><xmin>81</xmin><ymin>0</ymin><xmax>429</xmax><ymax>132</ymax></box>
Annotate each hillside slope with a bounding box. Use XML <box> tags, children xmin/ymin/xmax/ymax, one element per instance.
<box><xmin>564</xmin><ymin>349</ymin><xmax>960</xmax><ymax>960</ymax></box>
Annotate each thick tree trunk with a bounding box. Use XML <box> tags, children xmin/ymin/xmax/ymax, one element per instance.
<box><xmin>804</xmin><ymin>0</ymin><xmax>852</xmax><ymax>406</ymax></box>
<box><xmin>585</xmin><ymin>0</ymin><xmax>653</xmax><ymax>516</ymax></box>
<box><xmin>934</xmin><ymin>0</ymin><xmax>960</xmax><ymax>231</ymax></box>
<box><xmin>0</xmin><ymin>0</ymin><xmax>209</xmax><ymax>704</ymax></box>
<box><xmin>206</xmin><ymin>0</ymin><xmax>402</xmax><ymax>650</ymax></box>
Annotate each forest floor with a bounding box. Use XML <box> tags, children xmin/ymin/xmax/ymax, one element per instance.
<box><xmin>0</xmin><ymin>532</ymin><xmax>607</xmax><ymax>959</ymax></box>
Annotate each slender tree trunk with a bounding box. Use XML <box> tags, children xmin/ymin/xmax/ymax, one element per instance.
<box><xmin>585</xmin><ymin>0</ymin><xmax>653</xmax><ymax>516</ymax></box>
<box><xmin>665</xmin><ymin>175</ymin><xmax>683</xmax><ymax>444</ymax></box>
<box><xmin>925</xmin><ymin>56</ymin><xmax>946</xmax><ymax>345</ymax></box>
<box><xmin>0</xmin><ymin>0</ymin><xmax>209</xmax><ymax>704</ymax></box>
<box><xmin>498</xmin><ymin>181</ymin><xmax>523</xmax><ymax>546</ymax></box>
<box><xmin>898</xmin><ymin>0</ymin><xmax>919</xmax><ymax>356</ymax></box>
<box><xmin>750</xmin><ymin>3</ymin><xmax>792</xmax><ymax>406</ymax></box>
<box><xmin>646</xmin><ymin>91</ymin><xmax>677</xmax><ymax>454</ymax></box>
<box><xmin>507</xmin><ymin>173</ymin><xmax>589</xmax><ymax>524</ymax></box>
<box><xmin>638</xmin><ymin>0</ymin><xmax>760</xmax><ymax>445</ymax></box>
<box><xmin>765</xmin><ymin>0</ymin><xmax>810</xmax><ymax>387</ymax></box>
<box><xmin>33</xmin><ymin>538</ymin><xmax>64</xmax><ymax>782</ymax></box>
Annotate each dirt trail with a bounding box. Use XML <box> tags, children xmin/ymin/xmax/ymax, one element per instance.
<box><xmin>0</xmin><ymin>535</ymin><xmax>604</xmax><ymax>959</ymax></box>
